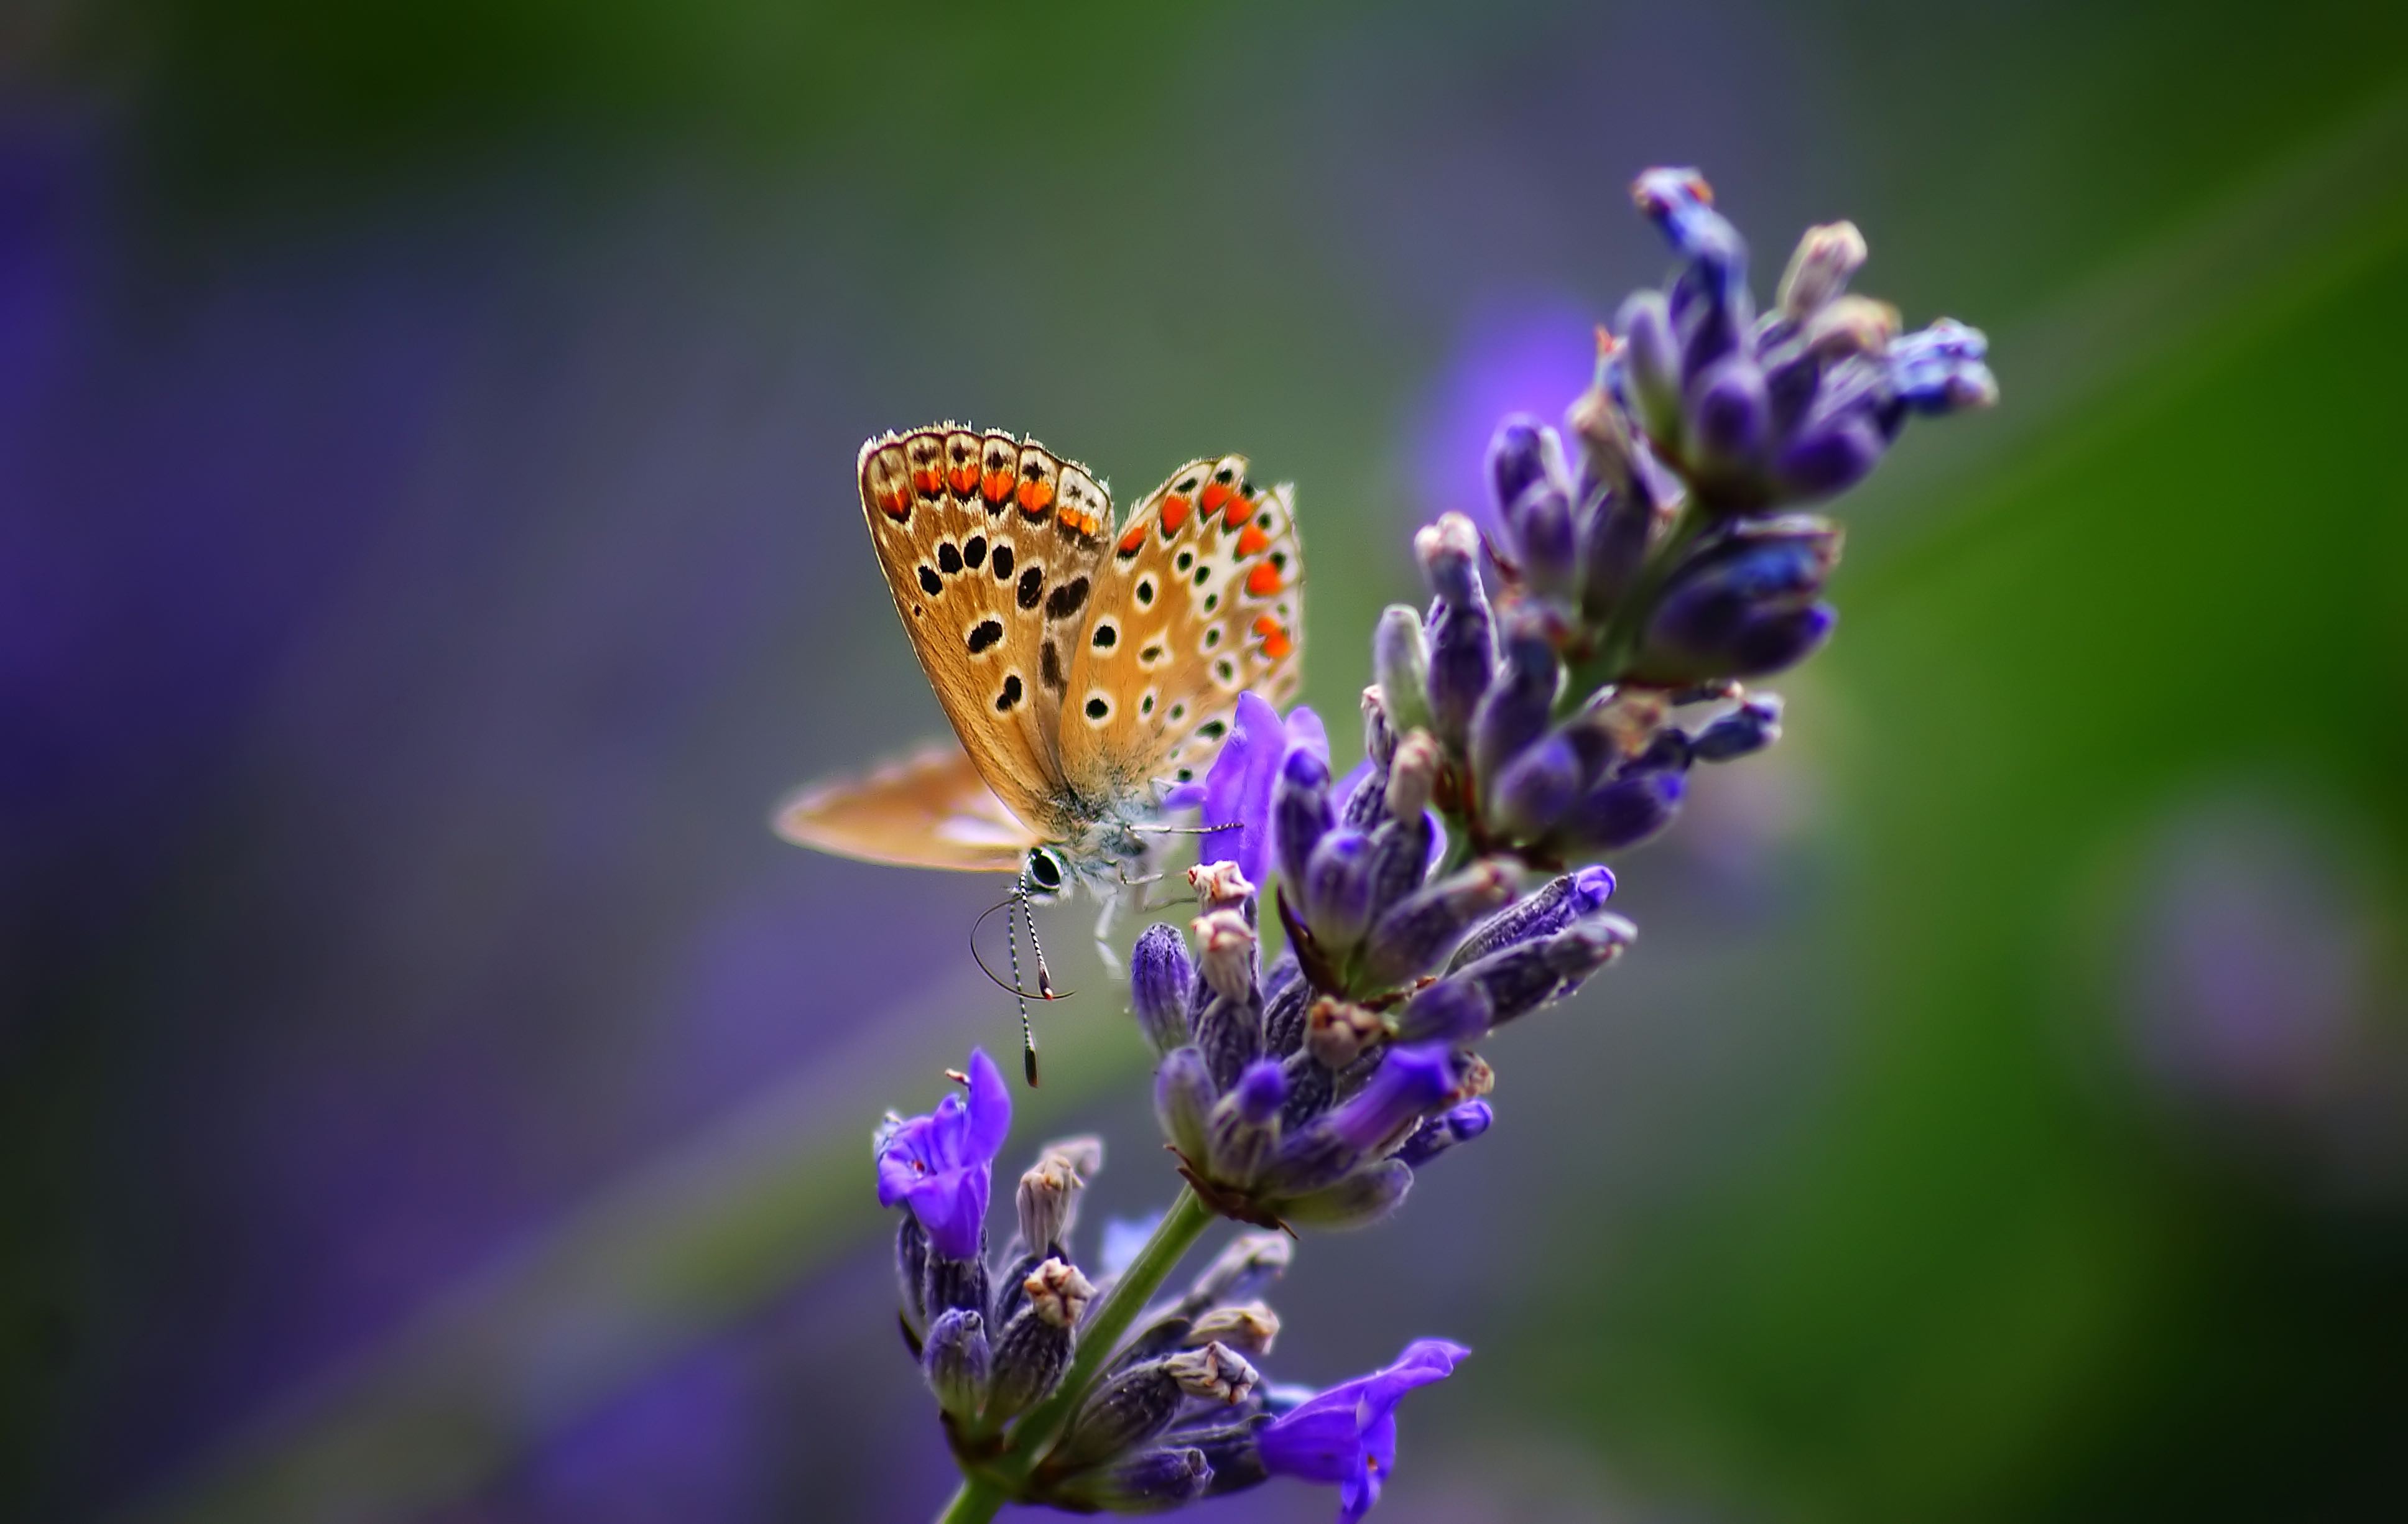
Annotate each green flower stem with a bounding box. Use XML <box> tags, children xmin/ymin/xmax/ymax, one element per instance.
<box><xmin>990</xmin><ymin>1184</ymin><xmax>1216</xmax><ymax>1490</ymax></box>
<box><xmin>935</xmin><ymin>1474</ymin><xmax>1007</xmax><ymax>1524</ymax></box>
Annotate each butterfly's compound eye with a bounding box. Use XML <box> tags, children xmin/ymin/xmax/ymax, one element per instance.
<box><xmin>1024</xmin><ymin>847</ymin><xmax>1067</xmax><ymax>896</ymax></box>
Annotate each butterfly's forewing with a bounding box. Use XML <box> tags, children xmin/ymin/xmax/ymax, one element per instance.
<box><xmin>859</xmin><ymin>426</ymin><xmax>1113</xmax><ymax>838</ymax></box>
<box><xmin>772</xmin><ymin>742</ymin><xmax>1037</xmax><ymax>872</ymax></box>
<box><xmin>1057</xmin><ymin>454</ymin><xmax>1305</xmax><ymax>794</ymax></box>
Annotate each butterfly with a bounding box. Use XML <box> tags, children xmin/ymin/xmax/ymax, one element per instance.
<box><xmin>774</xmin><ymin>425</ymin><xmax>1306</xmax><ymax>1071</ymax></box>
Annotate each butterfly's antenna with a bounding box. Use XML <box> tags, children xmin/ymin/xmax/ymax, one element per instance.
<box><xmin>1012</xmin><ymin>874</ymin><xmax>1040</xmax><ymax>1088</ymax></box>
<box><xmin>968</xmin><ymin>897</ymin><xmax>1070</xmax><ymax>1004</ymax></box>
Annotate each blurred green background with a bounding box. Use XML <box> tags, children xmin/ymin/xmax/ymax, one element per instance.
<box><xmin>6</xmin><ymin>2</ymin><xmax>2407</xmax><ymax>1520</ymax></box>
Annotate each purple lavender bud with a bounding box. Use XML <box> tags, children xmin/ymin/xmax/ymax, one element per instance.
<box><xmin>1631</xmin><ymin>724</ymin><xmax>1694</xmax><ymax>775</ymax></box>
<box><xmin>920</xmin><ymin>1245</ymin><xmax>991</xmax><ymax>1332</ymax></box>
<box><xmin>1049</xmin><ymin>1448</ymin><xmax>1214</xmax><ymax>1512</ymax></box>
<box><xmin>1389</xmin><ymin>976</ymin><xmax>1494</xmax><ymax>1046</ymax></box>
<box><xmin>1016</xmin><ymin>1136</ymin><xmax>1099</xmax><ymax>1255</ymax></box>
<box><xmin>1775</xmin><ymin>220</ymin><xmax>1868</xmax><ymax>321</ymax></box>
<box><xmin>1568</xmin><ymin>333</ymin><xmax>1640</xmax><ymax>502</ymax></box>
<box><xmin>987</xmin><ymin>1301</ymin><xmax>1073</xmax><ymax>1420</ymax></box>
<box><xmin>1176</xmin><ymin>1231</ymin><xmax>1294</xmax><ymax>1319</ymax></box>
<box><xmin>1277</xmin><ymin>1050</ymin><xmax>1336</xmax><ymax>1128</ymax></box>
<box><xmin>1305</xmin><ymin>997</ymin><xmax>1386</xmax><ymax>1070</ymax></box>
<box><xmin>1340</xmin><ymin>759</ymin><xmax>1389</xmax><ymax>831</ymax></box>
<box><xmin>1386</xmin><ymin>726</ymin><xmax>1438</xmax><ymax>816</ymax></box>
<box><xmin>988</xmin><ymin>1246</ymin><xmax>1045</xmax><ymax>1331</ymax></box>
<box><xmin>1373</xmin><ymin>604</ymin><xmax>1433</xmax><ymax>736</ymax></box>
<box><xmin>1054</xmin><ymin>1360</ymin><xmax>1193</xmax><ymax>1471</ymax></box>
<box><xmin>1262</xmin><ymin>976</ymin><xmax>1310</xmax><ymax>1058</ymax></box>
<box><xmin>1395</xmin><ymin>1101</ymin><xmax>1495</xmax><ymax>1167</ymax></box>
<box><xmin>1331</xmin><ymin>1043</ymin><xmax>1458</xmax><ymax>1155</ymax></box>
<box><xmin>1279</xmin><ymin>1157</ymin><xmax>1414</xmax><ymax>1230</ymax></box>
<box><xmin>1129</xmin><ymin>922</ymin><xmax>1195</xmax><ymax>1056</ymax></box>
<box><xmin>1272</xmin><ymin>747</ymin><xmax>1333</xmax><ymax>902</ymax></box>
<box><xmin>1415</xmin><ymin>514</ymin><xmax>1494</xmax><ymax>750</ymax></box>
<box><xmin>922</xmin><ymin>1307</ymin><xmax>989</xmax><ymax>1419</ymax></box>
<box><xmin>1616</xmin><ymin>289</ymin><xmax>1684</xmax><ymax>445</ymax></box>
<box><xmin>1887</xmin><ymin>317</ymin><xmax>1997</xmax><ymax>415</ymax></box>
<box><xmin>1155</xmin><ymin>1046</ymin><xmax>1215</xmax><ymax>1164</ymax></box>
<box><xmin>1487</xmin><ymin>414</ymin><xmax>1567</xmax><ymax>519</ymax></box>
<box><xmin>1185</xmin><ymin>1417</ymin><xmax>1273</xmax><ymax>1497</ymax></box>
<box><xmin>1455</xmin><ymin>916</ymin><xmax>1636</xmax><ymax>1025</ymax></box>
<box><xmin>1558</xmin><ymin>770</ymin><xmax>1685</xmax><ymax>854</ymax></box>
<box><xmin>1195</xmin><ymin>992</ymin><xmax>1264</xmax><ymax>1094</ymax></box>
<box><xmin>1730</xmin><ymin>602</ymin><xmax>1836</xmax><ymax>677</ymax></box>
<box><xmin>1192</xmin><ymin>908</ymin><xmax>1260</xmax><ymax>1004</ymax></box>
<box><xmin>1267</xmin><ymin>1043</ymin><xmax>1456</xmax><ymax>1197</ymax></box>
<box><xmin>1207</xmin><ymin>1059</ymin><xmax>1289</xmax><ymax>1186</ymax></box>
<box><xmin>1636</xmin><ymin>517</ymin><xmax>1841</xmax><ymax>683</ymax></box>
<box><xmin>1445</xmin><ymin>866</ymin><xmax>1616</xmax><ymax>970</ymax></box>
<box><xmin>1361</xmin><ymin>810</ymin><xmax>1437</xmax><ymax>935</ymax></box>
<box><xmin>895</xmin><ymin>1217</ymin><xmax>928</xmax><ymax>1332</ymax></box>
<box><xmin>1358</xmin><ymin>860</ymin><xmax>1517</xmax><ymax>990</ymax></box>
<box><xmin>1470</xmin><ymin>611</ymin><xmax>1561</xmax><ymax>792</ymax></box>
<box><xmin>1300</xmin><ymin>828</ymin><xmax>1377</xmax><ymax>954</ymax></box>
<box><xmin>1509</xmin><ymin>479</ymin><xmax>1579</xmax><ymax>598</ymax></box>
<box><xmin>1688</xmin><ymin>354</ymin><xmax>1771</xmax><ymax>484</ymax></box>
<box><xmin>1414</xmin><ymin>509</ymin><xmax>1483</xmax><ymax>606</ymax></box>
<box><xmin>1773</xmin><ymin>411</ymin><xmax>1885</xmax><ymax>500</ymax></box>
<box><xmin>1488</xmin><ymin>733</ymin><xmax>1583</xmax><ymax>841</ymax></box>
<box><xmin>1577</xmin><ymin>479</ymin><xmax>1659</xmax><ymax>626</ymax></box>
<box><xmin>1632</xmin><ymin>167</ymin><xmax>1739</xmax><ymax>275</ymax></box>
<box><xmin>1692</xmin><ymin>693</ymin><xmax>1785</xmax><ymax>762</ymax></box>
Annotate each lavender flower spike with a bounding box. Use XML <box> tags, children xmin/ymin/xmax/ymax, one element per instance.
<box><xmin>876</xmin><ymin>1048</ymin><xmax>1010</xmax><ymax>1260</ymax></box>
<box><xmin>1257</xmin><ymin>1339</ymin><xmax>1473</xmax><ymax>1524</ymax></box>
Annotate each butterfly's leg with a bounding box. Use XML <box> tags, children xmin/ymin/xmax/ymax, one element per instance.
<box><xmin>1091</xmin><ymin>890</ymin><xmax>1125</xmax><ymax>977</ymax></box>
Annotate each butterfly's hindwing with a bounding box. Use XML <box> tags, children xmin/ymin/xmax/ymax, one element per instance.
<box><xmin>1057</xmin><ymin>453</ymin><xmax>1305</xmax><ymax>796</ymax></box>
<box><xmin>772</xmin><ymin>743</ymin><xmax>1037</xmax><ymax>872</ymax></box>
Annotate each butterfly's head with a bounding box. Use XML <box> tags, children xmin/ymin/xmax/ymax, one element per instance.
<box><xmin>1021</xmin><ymin>845</ymin><xmax>1072</xmax><ymax>902</ymax></box>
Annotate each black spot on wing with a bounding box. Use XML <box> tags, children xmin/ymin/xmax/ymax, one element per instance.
<box><xmin>918</xmin><ymin>565</ymin><xmax>942</xmax><ymax>597</ymax></box>
<box><xmin>992</xmin><ymin>545</ymin><xmax>1015</xmax><ymax>580</ymax></box>
<box><xmin>937</xmin><ymin>543</ymin><xmax>962</xmax><ymax>575</ymax></box>
<box><xmin>968</xmin><ymin>619</ymin><xmax>1003</xmax><ymax>653</ymax></box>
<box><xmin>1017</xmin><ymin>566</ymin><xmax>1044</xmax><ymax>611</ymax></box>
<box><xmin>996</xmin><ymin>675</ymin><xmax>1023</xmax><ymax>711</ymax></box>
<box><xmin>1040</xmin><ymin>641</ymin><xmax>1065</xmax><ymax>691</ymax></box>
<box><xmin>1045</xmin><ymin>576</ymin><xmax>1090</xmax><ymax>621</ymax></box>
<box><xmin>963</xmin><ymin>535</ymin><xmax>987</xmax><ymax>569</ymax></box>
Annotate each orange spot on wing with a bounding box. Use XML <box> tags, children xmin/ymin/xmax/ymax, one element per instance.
<box><xmin>1253</xmin><ymin>616</ymin><xmax>1292</xmax><ymax>661</ymax></box>
<box><xmin>948</xmin><ymin>462</ymin><xmax>979</xmax><ymax>496</ymax></box>
<box><xmin>1017</xmin><ymin>479</ymin><xmax>1055</xmax><ymax>516</ymax></box>
<box><xmin>1235</xmin><ymin>523</ymin><xmax>1270</xmax><ymax>557</ymax></box>
<box><xmin>1159</xmin><ymin>494</ymin><xmax>1192</xmax><ymax>534</ymax></box>
<box><xmin>1198</xmin><ymin>481</ymin><xmax>1232</xmax><ymax>517</ymax></box>
<box><xmin>981</xmin><ymin>469</ymin><xmax>1014</xmax><ymax>505</ymax></box>
<box><xmin>876</xmin><ymin>489</ymin><xmax>912</xmax><ymax>520</ymax></box>
<box><xmin>912</xmin><ymin>468</ymin><xmax>944</xmax><ymax>496</ymax></box>
<box><xmin>1246</xmin><ymin>561</ymin><xmax>1283</xmax><ymax>597</ymax></box>
<box><xmin>1118</xmin><ymin>524</ymin><xmax>1147</xmax><ymax>555</ymax></box>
